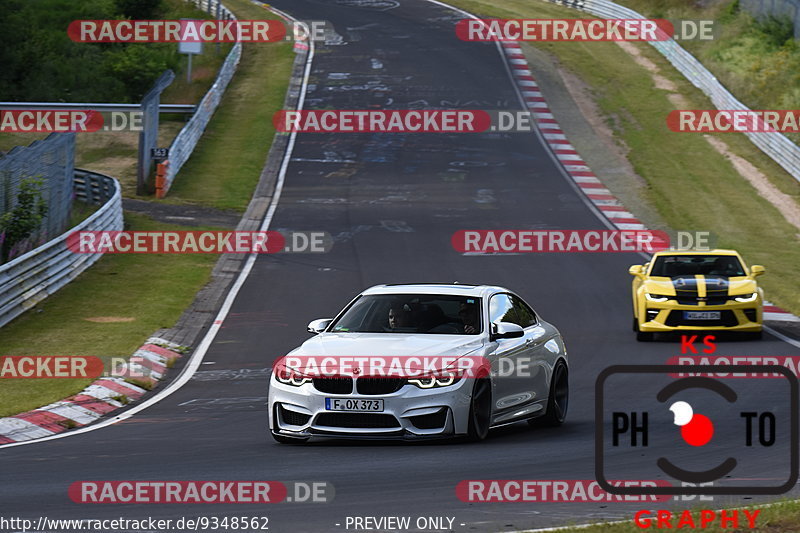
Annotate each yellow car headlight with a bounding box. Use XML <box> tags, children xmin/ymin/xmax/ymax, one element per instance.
<box><xmin>645</xmin><ymin>293</ymin><xmax>670</xmax><ymax>302</ymax></box>
<box><xmin>734</xmin><ymin>292</ymin><xmax>758</xmax><ymax>303</ymax></box>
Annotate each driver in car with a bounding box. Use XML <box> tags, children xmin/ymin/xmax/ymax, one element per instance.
<box><xmin>388</xmin><ymin>304</ymin><xmax>412</xmax><ymax>330</ymax></box>
<box><xmin>458</xmin><ymin>302</ymin><xmax>479</xmax><ymax>334</ymax></box>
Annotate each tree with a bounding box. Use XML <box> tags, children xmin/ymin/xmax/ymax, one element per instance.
<box><xmin>0</xmin><ymin>176</ymin><xmax>48</xmax><ymax>262</ymax></box>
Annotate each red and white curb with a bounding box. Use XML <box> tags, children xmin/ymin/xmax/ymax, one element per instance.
<box><xmin>499</xmin><ymin>40</ymin><xmax>800</xmax><ymax>325</ymax></box>
<box><xmin>0</xmin><ymin>338</ymin><xmax>184</xmax><ymax>444</ymax></box>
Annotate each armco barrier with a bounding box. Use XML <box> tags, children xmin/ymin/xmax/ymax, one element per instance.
<box><xmin>157</xmin><ymin>0</ymin><xmax>242</xmax><ymax>198</ymax></box>
<box><xmin>0</xmin><ymin>169</ymin><xmax>123</xmax><ymax>329</ymax></box>
<box><xmin>543</xmin><ymin>0</ymin><xmax>800</xmax><ymax>183</ymax></box>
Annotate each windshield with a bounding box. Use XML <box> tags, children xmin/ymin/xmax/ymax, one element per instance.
<box><xmin>329</xmin><ymin>294</ymin><xmax>483</xmax><ymax>334</ymax></box>
<box><xmin>650</xmin><ymin>255</ymin><xmax>745</xmax><ymax>277</ymax></box>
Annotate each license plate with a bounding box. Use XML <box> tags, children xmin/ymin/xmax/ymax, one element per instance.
<box><xmin>325</xmin><ymin>398</ymin><xmax>384</xmax><ymax>412</ymax></box>
<box><xmin>683</xmin><ymin>311</ymin><xmax>721</xmax><ymax>320</ymax></box>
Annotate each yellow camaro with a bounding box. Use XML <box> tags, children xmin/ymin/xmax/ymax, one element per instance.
<box><xmin>629</xmin><ymin>249</ymin><xmax>764</xmax><ymax>341</ymax></box>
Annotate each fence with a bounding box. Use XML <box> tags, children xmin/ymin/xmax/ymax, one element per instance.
<box><xmin>543</xmin><ymin>0</ymin><xmax>800</xmax><ymax>184</ymax></box>
<box><xmin>742</xmin><ymin>0</ymin><xmax>800</xmax><ymax>39</ymax></box>
<box><xmin>156</xmin><ymin>0</ymin><xmax>242</xmax><ymax>197</ymax></box>
<box><xmin>0</xmin><ymin>133</ymin><xmax>75</xmax><ymax>250</ymax></box>
<box><xmin>0</xmin><ymin>169</ymin><xmax>123</xmax><ymax>329</ymax></box>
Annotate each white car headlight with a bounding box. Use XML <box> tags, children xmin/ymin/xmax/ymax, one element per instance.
<box><xmin>734</xmin><ymin>292</ymin><xmax>758</xmax><ymax>303</ymax></box>
<box><xmin>645</xmin><ymin>293</ymin><xmax>670</xmax><ymax>302</ymax></box>
<box><xmin>274</xmin><ymin>365</ymin><xmax>312</xmax><ymax>386</ymax></box>
<box><xmin>407</xmin><ymin>370</ymin><xmax>463</xmax><ymax>389</ymax></box>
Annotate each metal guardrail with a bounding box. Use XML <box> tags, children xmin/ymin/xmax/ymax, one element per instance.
<box><xmin>0</xmin><ymin>169</ymin><xmax>123</xmax><ymax>329</ymax></box>
<box><xmin>0</xmin><ymin>103</ymin><xmax>196</xmax><ymax>114</ymax></box>
<box><xmin>544</xmin><ymin>0</ymin><xmax>800</xmax><ymax>184</ymax></box>
<box><xmin>158</xmin><ymin>0</ymin><xmax>241</xmax><ymax>197</ymax></box>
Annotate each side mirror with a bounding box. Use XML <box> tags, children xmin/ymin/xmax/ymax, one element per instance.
<box><xmin>307</xmin><ymin>318</ymin><xmax>332</xmax><ymax>334</ymax></box>
<box><xmin>750</xmin><ymin>265</ymin><xmax>765</xmax><ymax>277</ymax></box>
<box><xmin>491</xmin><ymin>322</ymin><xmax>524</xmax><ymax>341</ymax></box>
<box><xmin>628</xmin><ymin>264</ymin><xmax>644</xmax><ymax>276</ymax></box>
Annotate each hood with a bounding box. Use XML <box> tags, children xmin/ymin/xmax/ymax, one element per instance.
<box><xmin>289</xmin><ymin>333</ymin><xmax>484</xmax><ymax>358</ymax></box>
<box><xmin>280</xmin><ymin>334</ymin><xmax>486</xmax><ymax>376</ymax></box>
<box><xmin>644</xmin><ymin>275</ymin><xmax>756</xmax><ymax>296</ymax></box>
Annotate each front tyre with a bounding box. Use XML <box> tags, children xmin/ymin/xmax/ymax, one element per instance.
<box><xmin>636</xmin><ymin>331</ymin><xmax>654</xmax><ymax>341</ymax></box>
<box><xmin>633</xmin><ymin>316</ymin><xmax>654</xmax><ymax>341</ymax></box>
<box><xmin>467</xmin><ymin>378</ymin><xmax>492</xmax><ymax>441</ymax></box>
<box><xmin>745</xmin><ymin>330</ymin><xmax>763</xmax><ymax>340</ymax></box>
<box><xmin>530</xmin><ymin>361</ymin><xmax>568</xmax><ymax>427</ymax></box>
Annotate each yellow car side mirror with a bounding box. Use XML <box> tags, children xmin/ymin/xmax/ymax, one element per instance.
<box><xmin>629</xmin><ymin>264</ymin><xmax>644</xmax><ymax>276</ymax></box>
<box><xmin>750</xmin><ymin>265</ymin><xmax>765</xmax><ymax>276</ymax></box>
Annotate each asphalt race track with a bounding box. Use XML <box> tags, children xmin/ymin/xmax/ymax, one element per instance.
<box><xmin>2</xmin><ymin>0</ymin><xmax>800</xmax><ymax>531</ymax></box>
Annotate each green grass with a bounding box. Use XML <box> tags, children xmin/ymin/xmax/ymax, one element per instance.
<box><xmin>446</xmin><ymin>0</ymin><xmax>800</xmax><ymax>315</ymax></box>
<box><xmin>0</xmin><ymin>0</ymin><xmax>295</xmax><ymax>417</ymax></box>
<box><xmin>619</xmin><ymin>0</ymin><xmax>800</xmax><ymax>145</ymax></box>
<box><xmin>538</xmin><ymin>499</ymin><xmax>800</xmax><ymax>532</ymax></box>
<box><xmin>0</xmin><ymin>212</ymin><xmax>218</xmax><ymax>417</ymax></box>
<box><xmin>161</xmin><ymin>0</ymin><xmax>294</xmax><ymax>211</ymax></box>
<box><xmin>67</xmin><ymin>200</ymin><xmax>98</xmax><ymax>228</ymax></box>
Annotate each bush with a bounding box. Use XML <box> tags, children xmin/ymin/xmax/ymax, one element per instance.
<box><xmin>0</xmin><ymin>176</ymin><xmax>49</xmax><ymax>263</ymax></box>
<box><xmin>114</xmin><ymin>0</ymin><xmax>163</xmax><ymax>19</ymax></box>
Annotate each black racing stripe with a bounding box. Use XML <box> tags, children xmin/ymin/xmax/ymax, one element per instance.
<box><xmin>671</xmin><ymin>276</ymin><xmax>699</xmax><ymax>300</ymax></box>
<box><xmin>702</xmin><ymin>275</ymin><xmax>729</xmax><ymax>299</ymax></box>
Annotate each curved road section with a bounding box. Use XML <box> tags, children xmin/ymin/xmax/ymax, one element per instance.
<box><xmin>2</xmin><ymin>0</ymin><xmax>799</xmax><ymax>531</ymax></box>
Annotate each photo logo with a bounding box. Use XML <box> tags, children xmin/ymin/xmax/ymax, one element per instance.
<box><xmin>596</xmin><ymin>365</ymin><xmax>798</xmax><ymax>495</ymax></box>
<box><xmin>669</xmin><ymin>401</ymin><xmax>714</xmax><ymax>447</ymax></box>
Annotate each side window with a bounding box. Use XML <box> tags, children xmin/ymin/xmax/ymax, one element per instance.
<box><xmin>511</xmin><ymin>296</ymin><xmax>538</xmax><ymax>328</ymax></box>
<box><xmin>489</xmin><ymin>294</ymin><xmax>519</xmax><ymax>326</ymax></box>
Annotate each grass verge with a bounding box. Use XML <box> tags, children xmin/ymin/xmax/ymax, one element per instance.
<box><xmin>446</xmin><ymin>0</ymin><xmax>800</xmax><ymax>314</ymax></box>
<box><xmin>0</xmin><ymin>1</ymin><xmax>295</xmax><ymax>417</ymax></box>
<box><xmin>161</xmin><ymin>0</ymin><xmax>294</xmax><ymax>211</ymax></box>
<box><xmin>0</xmin><ymin>212</ymin><xmax>218</xmax><ymax>417</ymax></box>
<box><xmin>537</xmin><ymin>499</ymin><xmax>800</xmax><ymax>532</ymax></box>
<box><xmin>618</xmin><ymin>0</ymin><xmax>800</xmax><ymax>146</ymax></box>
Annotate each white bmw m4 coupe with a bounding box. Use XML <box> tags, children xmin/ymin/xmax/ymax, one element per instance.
<box><xmin>269</xmin><ymin>283</ymin><xmax>568</xmax><ymax>443</ymax></box>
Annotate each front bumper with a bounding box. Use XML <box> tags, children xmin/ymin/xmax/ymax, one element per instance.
<box><xmin>638</xmin><ymin>299</ymin><xmax>762</xmax><ymax>333</ymax></box>
<box><xmin>269</xmin><ymin>376</ymin><xmax>473</xmax><ymax>440</ymax></box>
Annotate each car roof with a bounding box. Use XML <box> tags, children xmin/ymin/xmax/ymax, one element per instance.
<box><xmin>652</xmin><ymin>249</ymin><xmax>740</xmax><ymax>257</ymax></box>
<box><xmin>361</xmin><ymin>283</ymin><xmax>508</xmax><ymax>299</ymax></box>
